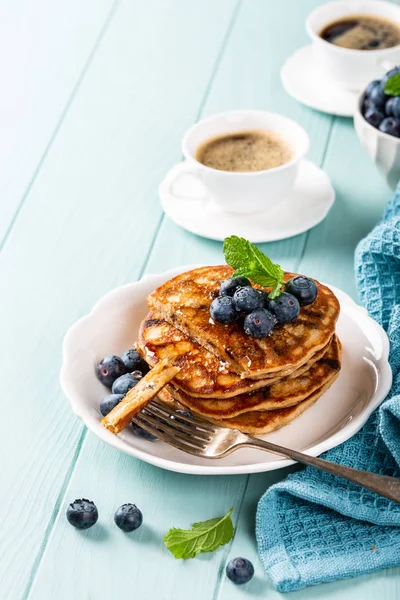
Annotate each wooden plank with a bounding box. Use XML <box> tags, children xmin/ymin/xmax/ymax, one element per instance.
<box><xmin>0</xmin><ymin>1</ymin><xmax>238</xmax><ymax>598</ymax></box>
<box><xmin>0</xmin><ymin>0</ymin><xmax>115</xmax><ymax>244</ymax></box>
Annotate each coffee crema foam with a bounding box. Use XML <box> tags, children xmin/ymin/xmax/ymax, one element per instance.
<box><xmin>195</xmin><ymin>130</ymin><xmax>294</xmax><ymax>172</ymax></box>
<box><xmin>320</xmin><ymin>14</ymin><xmax>400</xmax><ymax>50</ymax></box>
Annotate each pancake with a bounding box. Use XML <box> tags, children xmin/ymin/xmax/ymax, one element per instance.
<box><xmin>213</xmin><ymin>373</ymin><xmax>341</xmax><ymax>434</ymax></box>
<box><xmin>138</xmin><ymin>312</ymin><xmax>332</xmax><ymax>399</ymax></box>
<box><xmin>158</xmin><ymin>371</ymin><xmax>340</xmax><ymax>435</ymax></box>
<box><xmin>166</xmin><ymin>336</ymin><xmax>341</xmax><ymax>417</ymax></box>
<box><xmin>148</xmin><ymin>266</ymin><xmax>340</xmax><ymax>379</ymax></box>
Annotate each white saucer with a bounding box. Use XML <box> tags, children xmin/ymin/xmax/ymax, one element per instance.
<box><xmin>281</xmin><ymin>45</ymin><xmax>358</xmax><ymax>117</ymax></box>
<box><xmin>159</xmin><ymin>159</ymin><xmax>335</xmax><ymax>243</ymax></box>
<box><xmin>61</xmin><ymin>265</ymin><xmax>392</xmax><ymax>476</ymax></box>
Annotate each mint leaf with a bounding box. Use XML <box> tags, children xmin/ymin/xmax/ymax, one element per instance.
<box><xmin>223</xmin><ymin>236</ymin><xmax>285</xmax><ymax>296</ymax></box>
<box><xmin>223</xmin><ymin>236</ymin><xmax>253</xmax><ymax>269</ymax></box>
<box><xmin>384</xmin><ymin>73</ymin><xmax>400</xmax><ymax>96</ymax></box>
<box><xmin>164</xmin><ymin>508</ymin><xmax>234</xmax><ymax>559</ymax></box>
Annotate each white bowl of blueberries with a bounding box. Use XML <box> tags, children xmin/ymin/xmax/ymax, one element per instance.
<box><xmin>354</xmin><ymin>66</ymin><xmax>400</xmax><ymax>190</ymax></box>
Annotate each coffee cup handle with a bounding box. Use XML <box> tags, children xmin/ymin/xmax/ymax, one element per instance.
<box><xmin>168</xmin><ymin>163</ymin><xmax>209</xmax><ymax>201</ymax></box>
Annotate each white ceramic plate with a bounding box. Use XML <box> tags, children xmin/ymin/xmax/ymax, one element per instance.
<box><xmin>281</xmin><ymin>45</ymin><xmax>358</xmax><ymax>117</ymax></box>
<box><xmin>160</xmin><ymin>160</ymin><xmax>335</xmax><ymax>243</ymax></box>
<box><xmin>61</xmin><ymin>265</ymin><xmax>392</xmax><ymax>475</ymax></box>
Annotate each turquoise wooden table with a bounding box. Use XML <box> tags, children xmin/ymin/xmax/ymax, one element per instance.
<box><xmin>2</xmin><ymin>1</ymin><xmax>400</xmax><ymax>598</ymax></box>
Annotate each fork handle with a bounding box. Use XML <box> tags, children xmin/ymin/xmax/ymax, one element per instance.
<box><xmin>246</xmin><ymin>438</ymin><xmax>400</xmax><ymax>503</ymax></box>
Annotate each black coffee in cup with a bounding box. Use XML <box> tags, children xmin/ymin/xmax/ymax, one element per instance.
<box><xmin>195</xmin><ymin>130</ymin><xmax>293</xmax><ymax>172</ymax></box>
<box><xmin>320</xmin><ymin>14</ymin><xmax>400</xmax><ymax>50</ymax></box>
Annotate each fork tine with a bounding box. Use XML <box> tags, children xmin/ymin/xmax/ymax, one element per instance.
<box><xmin>151</xmin><ymin>400</ymin><xmax>217</xmax><ymax>433</ymax></box>
<box><xmin>136</xmin><ymin>411</ymin><xmax>208</xmax><ymax>449</ymax></box>
<box><xmin>132</xmin><ymin>415</ymin><xmax>203</xmax><ymax>455</ymax></box>
<box><xmin>145</xmin><ymin>404</ymin><xmax>212</xmax><ymax>441</ymax></box>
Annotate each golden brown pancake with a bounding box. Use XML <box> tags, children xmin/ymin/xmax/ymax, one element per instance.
<box><xmin>213</xmin><ymin>373</ymin><xmax>341</xmax><ymax>434</ymax></box>
<box><xmin>159</xmin><ymin>372</ymin><xmax>340</xmax><ymax>436</ymax></box>
<box><xmin>166</xmin><ymin>336</ymin><xmax>341</xmax><ymax>417</ymax></box>
<box><xmin>138</xmin><ymin>312</ymin><xmax>332</xmax><ymax>399</ymax></box>
<box><xmin>148</xmin><ymin>266</ymin><xmax>340</xmax><ymax>379</ymax></box>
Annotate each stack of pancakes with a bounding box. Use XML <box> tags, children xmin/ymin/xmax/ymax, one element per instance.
<box><xmin>138</xmin><ymin>266</ymin><xmax>341</xmax><ymax>435</ymax></box>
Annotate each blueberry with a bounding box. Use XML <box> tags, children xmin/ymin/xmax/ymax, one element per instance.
<box><xmin>386</xmin><ymin>96</ymin><xmax>400</xmax><ymax>118</ymax></box>
<box><xmin>220</xmin><ymin>277</ymin><xmax>251</xmax><ymax>297</ymax></box>
<box><xmin>364</xmin><ymin>106</ymin><xmax>385</xmax><ymax>128</ymax></box>
<box><xmin>120</xmin><ymin>348</ymin><xmax>149</xmax><ymax>374</ymax></box>
<box><xmin>112</xmin><ymin>373</ymin><xmax>141</xmax><ymax>395</ymax></box>
<box><xmin>255</xmin><ymin>289</ymin><xmax>268</xmax><ymax>308</ymax></box>
<box><xmin>381</xmin><ymin>67</ymin><xmax>400</xmax><ymax>89</ymax></box>
<box><xmin>131</xmin><ymin>421</ymin><xmax>158</xmax><ymax>440</ymax></box>
<box><xmin>233</xmin><ymin>287</ymin><xmax>263</xmax><ymax>313</ymax></box>
<box><xmin>285</xmin><ymin>276</ymin><xmax>318</xmax><ymax>305</ymax></box>
<box><xmin>268</xmin><ymin>292</ymin><xmax>300</xmax><ymax>323</ymax></box>
<box><xmin>365</xmin><ymin>79</ymin><xmax>381</xmax><ymax>97</ymax></box>
<box><xmin>66</xmin><ymin>499</ymin><xmax>98</xmax><ymax>530</ymax></box>
<box><xmin>379</xmin><ymin>117</ymin><xmax>400</xmax><ymax>137</ymax></box>
<box><xmin>226</xmin><ymin>557</ymin><xmax>254</xmax><ymax>585</ymax></box>
<box><xmin>244</xmin><ymin>309</ymin><xmax>275</xmax><ymax>338</ymax></box>
<box><xmin>171</xmin><ymin>409</ymin><xmax>192</xmax><ymax>419</ymax></box>
<box><xmin>210</xmin><ymin>296</ymin><xmax>238</xmax><ymax>324</ymax></box>
<box><xmin>100</xmin><ymin>393</ymin><xmax>124</xmax><ymax>416</ymax></box>
<box><xmin>114</xmin><ymin>504</ymin><xmax>143</xmax><ymax>532</ymax></box>
<box><xmin>368</xmin><ymin>84</ymin><xmax>388</xmax><ymax>109</ymax></box>
<box><xmin>96</xmin><ymin>355</ymin><xmax>126</xmax><ymax>388</ymax></box>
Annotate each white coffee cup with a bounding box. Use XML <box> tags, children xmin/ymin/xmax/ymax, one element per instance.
<box><xmin>306</xmin><ymin>0</ymin><xmax>400</xmax><ymax>91</ymax></box>
<box><xmin>168</xmin><ymin>110</ymin><xmax>309</xmax><ymax>215</ymax></box>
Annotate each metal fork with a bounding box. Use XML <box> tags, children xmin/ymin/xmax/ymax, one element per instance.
<box><xmin>132</xmin><ymin>400</ymin><xmax>400</xmax><ymax>503</ymax></box>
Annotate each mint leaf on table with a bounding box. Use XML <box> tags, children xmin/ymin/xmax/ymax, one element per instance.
<box><xmin>384</xmin><ymin>73</ymin><xmax>400</xmax><ymax>96</ymax></box>
<box><xmin>223</xmin><ymin>235</ymin><xmax>285</xmax><ymax>298</ymax></box>
<box><xmin>164</xmin><ymin>507</ymin><xmax>234</xmax><ymax>559</ymax></box>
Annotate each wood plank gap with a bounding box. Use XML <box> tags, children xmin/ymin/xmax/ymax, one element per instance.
<box><xmin>211</xmin><ymin>474</ymin><xmax>250</xmax><ymax>600</ymax></box>
<box><xmin>294</xmin><ymin>115</ymin><xmax>336</xmax><ymax>273</ymax></box>
<box><xmin>0</xmin><ymin>0</ymin><xmax>120</xmax><ymax>256</ymax></box>
<box><xmin>23</xmin><ymin>427</ymin><xmax>88</xmax><ymax>600</ymax></box>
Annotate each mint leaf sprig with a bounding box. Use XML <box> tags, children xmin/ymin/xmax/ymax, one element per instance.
<box><xmin>384</xmin><ymin>73</ymin><xmax>400</xmax><ymax>96</ymax></box>
<box><xmin>164</xmin><ymin>507</ymin><xmax>234</xmax><ymax>559</ymax></box>
<box><xmin>223</xmin><ymin>235</ymin><xmax>285</xmax><ymax>299</ymax></box>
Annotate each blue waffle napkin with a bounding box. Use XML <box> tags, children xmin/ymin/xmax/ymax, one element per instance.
<box><xmin>256</xmin><ymin>187</ymin><xmax>400</xmax><ymax>592</ymax></box>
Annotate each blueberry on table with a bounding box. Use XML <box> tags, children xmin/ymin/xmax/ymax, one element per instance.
<box><xmin>379</xmin><ymin>117</ymin><xmax>400</xmax><ymax>137</ymax></box>
<box><xmin>210</xmin><ymin>296</ymin><xmax>238</xmax><ymax>324</ymax></box>
<box><xmin>96</xmin><ymin>355</ymin><xmax>126</xmax><ymax>387</ymax></box>
<box><xmin>112</xmin><ymin>373</ymin><xmax>141</xmax><ymax>395</ymax></box>
<box><xmin>364</xmin><ymin>106</ymin><xmax>385</xmax><ymax>128</ymax></box>
<box><xmin>285</xmin><ymin>276</ymin><xmax>318</xmax><ymax>305</ymax></box>
<box><xmin>100</xmin><ymin>393</ymin><xmax>124</xmax><ymax>416</ymax></box>
<box><xmin>66</xmin><ymin>499</ymin><xmax>98</xmax><ymax>529</ymax></box>
<box><xmin>120</xmin><ymin>348</ymin><xmax>149</xmax><ymax>374</ymax></box>
<box><xmin>226</xmin><ymin>557</ymin><xmax>254</xmax><ymax>585</ymax></box>
<box><xmin>244</xmin><ymin>309</ymin><xmax>275</xmax><ymax>338</ymax></box>
<box><xmin>268</xmin><ymin>292</ymin><xmax>300</xmax><ymax>323</ymax></box>
<box><xmin>131</xmin><ymin>421</ymin><xmax>158</xmax><ymax>440</ymax></box>
<box><xmin>114</xmin><ymin>504</ymin><xmax>143</xmax><ymax>532</ymax></box>
<box><xmin>233</xmin><ymin>287</ymin><xmax>263</xmax><ymax>313</ymax></box>
<box><xmin>220</xmin><ymin>276</ymin><xmax>251</xmax><ymax>297</ymax></box>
